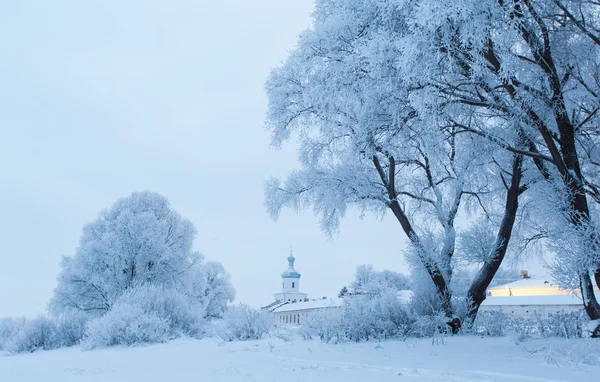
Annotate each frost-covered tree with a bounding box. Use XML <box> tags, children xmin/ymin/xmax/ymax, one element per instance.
<box><xmin>201</xmin><ymin>261</ymin><xmax>236</xmax><ymax>319</ymax></box>
<box><xmin>392</xmin><ymin>0</ymin><xmax>600</xmax><ymax>322</ymax></box>
<box><xmin>265</xmin><ymin>0</ymin><xmax>526</xmax><ymax>325</ymax></box>
<box><xmin>350</xmin><ymin>265</ymin><xmax>409</xmax><ymax>295</ymax></box>
<box><xmin>49</xmin><ymin>191</ymin><xmax>234</xmax><ymax>321</ymax></box>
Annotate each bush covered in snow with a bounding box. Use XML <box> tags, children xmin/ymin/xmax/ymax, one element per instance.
<box><xmin>4</xmin><ymin>316</ymin><xmax>60</xmax><ymax>354</ymax></box>
<box><xmin>473</xmin><ymin>310</ymin><xmax>590</xmax><ymax>339</ymax></box>
<box><xmin>0</xmin><ymin>317</ymin><xmax>26</xmax><ymax>351</ymax></box>
<box><xmin>0</xmin><ymin>313</ymin><xmax>87</xmax><ymax>354</ymax></box>
<box><xmin>342</xmin><ymin>291</ymin><xmax>414</xmax><ymax>341</ymax></box>
<box><xmin>82</xmin><ymin>283</ymin><xmax>213</xmax><ymax>349</ymax></box>
<box><xmin>215</xmin><ymin>304</ymin><xmax>272</xmax><ymax>341</ymax></box>
<box><xmin>83</xmin><ymin>306</ymin><xmax>170</xmax><ymax>349</ymax></box>
<box><xmin>301</xmin><ymin>310</ymin><xmax>343</xmax><ymax>343</ymax></box>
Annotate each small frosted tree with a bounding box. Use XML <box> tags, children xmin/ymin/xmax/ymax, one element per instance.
<box><xmin>201</xmin><ymin>261</ymin><xmax>236</xmax><ymax>319</ymax></box>
<box><xmin>49</xmin><ymin>191</ymin><xmax>234</xmax><ymax>321</ymax></box>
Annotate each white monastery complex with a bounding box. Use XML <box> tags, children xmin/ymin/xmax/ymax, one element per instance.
<box><xmin>263</xmin><ymin>253</ymin><xmax>599</xmax><ymax>325</ymax></box>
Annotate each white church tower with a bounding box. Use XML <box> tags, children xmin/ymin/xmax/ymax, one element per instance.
<box><xmin>273</xmin><ymin>251</ymin><xmax>308</xmax><ymax>303</ymax></box>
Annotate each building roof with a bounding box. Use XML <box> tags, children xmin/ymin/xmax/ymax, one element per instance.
<box><xmin>261</xmin><ymin>301</ymin><xmax>287</xmax><ymax>311</ymax></box>
<box><xmin>481</xmin><ymin>293</ymin><xmax>600</xmax><ymax>306</ymax></box>
<box><xmin>487</xmin><ymin>275</ymin><xmax>600</xmax><ymax>298</ymax></box>
<box><xmin>483</xmin><ymin>275</ymin><xmax>600</xmax><ymax>306</ymax></box>
<box><xmin>272</xmin><ymin>297</ymin><xmax>344</xmax><ymax>313</ymax></box>
<box><xmin>489</xmin><ymin>277</ymin><xmax>559</xmax><ymax>290</ymax></box>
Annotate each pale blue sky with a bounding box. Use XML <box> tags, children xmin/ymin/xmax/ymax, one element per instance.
<box><xmin>0</xmin><ymin>1</ymin><xmax>418</xmax><ymax>317</ymax></box>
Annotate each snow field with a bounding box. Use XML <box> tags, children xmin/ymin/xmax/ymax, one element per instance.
<box><xmin>1</xmin><ymin>336</ymin><xmax>598</xmax><ymax>382</ymax></box>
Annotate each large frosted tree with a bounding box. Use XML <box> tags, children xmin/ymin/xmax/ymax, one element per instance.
<box><xmin>390</xmin><ymin>0</ymin><xmax>600</xmax><ymax>323</ymax></box>
<box><xmin>49</xmin><ymin>191</ymin><xmax>234</xmax><ymax>319</ymax></box>
<box><xmin>265</xmin><ymin>0</ymin><xmax>528</xmax><ymax>325</ymax></box>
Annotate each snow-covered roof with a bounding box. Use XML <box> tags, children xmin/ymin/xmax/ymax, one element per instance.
<box><xmin>489</xmin><ymin>277</ymin><xmax>559</xmax><ymax>290</ymax></box>
<box><xmin>261</xmin><ymin>301</ymin><xmax>288</xmax><ymax>312</ymax></box>
<box><xmin>272</xmin><ymin>297</ymin><xmax>344</xmax><ymax>313</ymax></box>
<box><xmin>481</xmin><ymin>293</ymin><xmax>600</xmax><ymax>306</ymax></box>
<box><xmin>487</xmin><ymin>276</ymin><xmax>600</xmax><ymax>299</ymax></box>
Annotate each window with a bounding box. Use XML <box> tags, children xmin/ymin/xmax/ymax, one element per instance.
<box><xmin>292</xmin><ymin>282</ymin><xmax>295</xmax><ymax>288</ymax></box>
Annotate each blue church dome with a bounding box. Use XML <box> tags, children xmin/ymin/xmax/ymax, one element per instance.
<box><xmin>281</xmin><ymin>253</ymin><xmax>301</xmax><ymax>278</ymax></box>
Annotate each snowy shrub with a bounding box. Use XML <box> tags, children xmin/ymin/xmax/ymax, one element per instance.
<box><xmin>109</xmin><ymin>284</ymin><xmax>207</xmax><ymax>338</ymax></box>
<box><xmin>0</xmin><ymin>317</ymin><xmax>26</xmax><ymax>351</ymax></box>
<box><xmin>408</xmin><ymin>312</ymin><xmax>451</xmax><ymax>338</ymax></box>
<box><xmin>215</xmin><ymin>304</ymin><xmax>272</xmax><ymax>341</ymax></box>
<box><xmin>472</xmin><ymin>311</ymin><xmax>509</xmax><ymax>337</ymax></box>
<box><xmin>298</xmin><ymin>322</ymin><xmax>314</xmax><ymax>340</ymax></box>
<box><xmin>49</xmin><ymin>313</ymin><xmax>88</xmax><ymax>348</ymax></box>
<box><xmin>341</xmin><ymin>298</ymin><xmax>374</xmax><ymax>342</ymax></box>
<box><xmin>83</xmin><ymin>306</ymin><xmax>169</xmax><ymax>349</ymax></box>
<box><xmin>1</xmin><ymin>313</ymin><xmax>88</xmax><ymax>354</ymax></box>
<box><xmin>340</xmin><ymin>291</ymin><xmax>414</xmax><ymax>342</ymax></box>
<box><xmin>304</xmin><ymin>310</ymin><xmax>343</xmax><ymax>344</ymax></box>
<box><xmin>5</xmin><ymin>316</ymin><xmax>60</xmax><ymax>354</ymax></box>
<box><xmin>545</xmin><ymin>311</ymin><xmax>587</xmax><ymax>339</ymax></box>
<box><xmin>82</xmin><ymin>283</ymin><xmax>208</xmax><ymax>349</ymax></box>
<box><xmin>474</xmin><ymin>310</ymin><xmax>589</xmax><ymax>339</ymax></box>
<box><xmin>539</xmin><ymin>339</ymin><xmax>600</xmax><ymax>367</ymax></box>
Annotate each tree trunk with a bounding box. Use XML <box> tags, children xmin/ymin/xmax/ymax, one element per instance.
<box><xmin>466</xmin><ymin>155</ymin><xmax>523</xmax><ymax>324</ymax></box>
<box><xmin>373</xmin><ymin>155</ymin><xmax>454</xmax><ymax>318</ymax></box>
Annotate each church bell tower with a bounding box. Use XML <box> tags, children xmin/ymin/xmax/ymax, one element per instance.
<box><xmin>273</xmin><ymin>251</ymin><xmax>308</xmax><ymax>303</ymax></box>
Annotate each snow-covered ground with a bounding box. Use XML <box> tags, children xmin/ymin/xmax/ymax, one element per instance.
<box><xmin>1</xmin><ymin>336</ymin><xmax>598</xmax><ymax>381</ymax></box>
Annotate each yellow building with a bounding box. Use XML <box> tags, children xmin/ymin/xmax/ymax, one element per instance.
<box><xmin>480</xmin><ymin>272</ymin><xmax>600</xmax><ymax>318</ymax></box>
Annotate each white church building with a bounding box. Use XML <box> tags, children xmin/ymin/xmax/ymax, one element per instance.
<box><xmin>262</xmin><ymin>252</ymin><xmax>344</xmax><ymax>326</ymax></box>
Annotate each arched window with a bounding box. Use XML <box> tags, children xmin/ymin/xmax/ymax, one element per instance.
<box><xmin>292</xmin><ymin>282</ymin><xmax>295</xmax><ymax>288</ymax></box>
